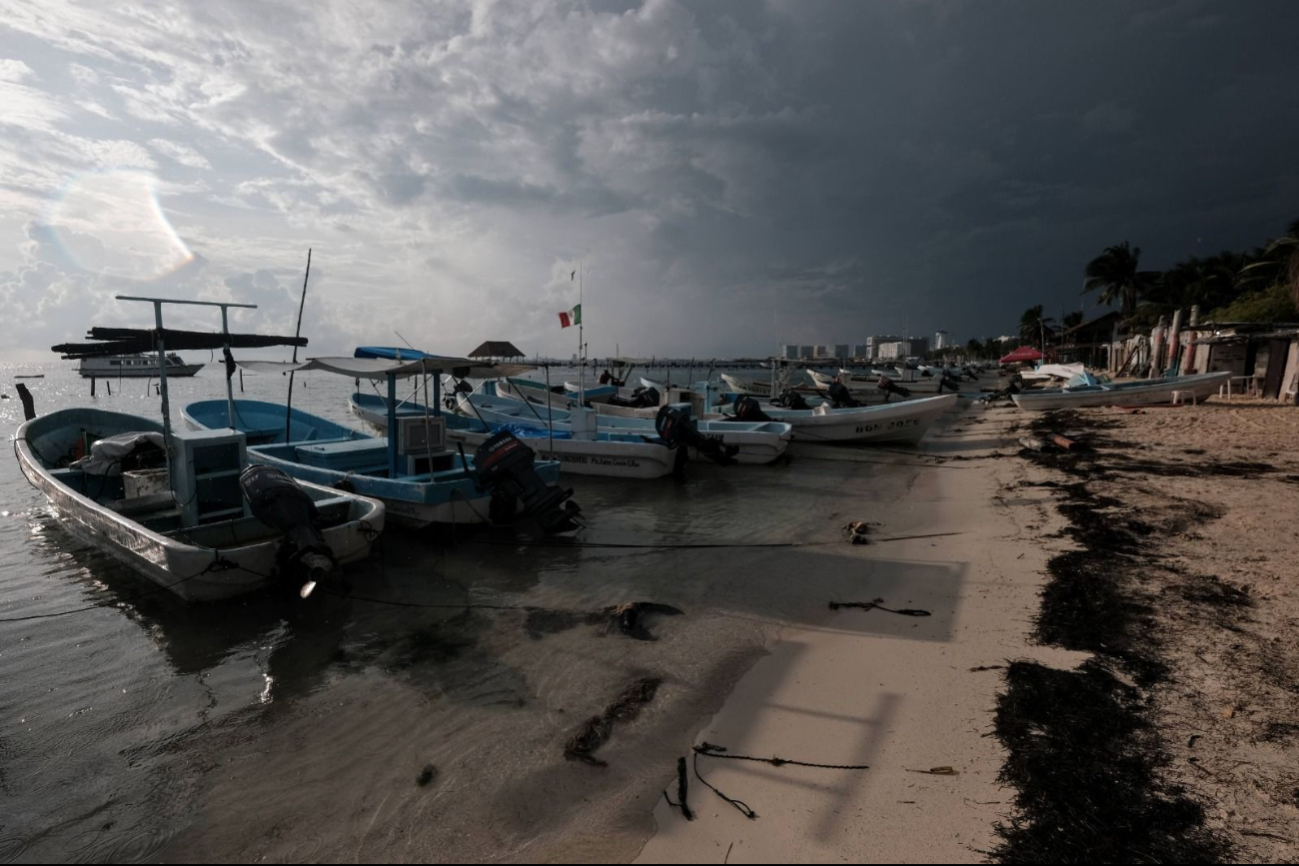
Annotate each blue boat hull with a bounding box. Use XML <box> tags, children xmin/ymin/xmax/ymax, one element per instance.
<box><xmin>183</xmin><ymin>399</ymin><xmax>561</xmax><ymax>529</ymax></box>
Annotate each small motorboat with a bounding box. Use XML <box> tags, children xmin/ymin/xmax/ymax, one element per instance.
<box><xmin>351</xmin><ymin>392</ymin><xmax>677</xmax><ymax>479</ymax></box>
<box><xmin>1011</xmin><ymin>371</ymin><xmax>1231</xmax><ymax>411</ymax></box>
<box><xmin>21</xmin><ymin>298</ymin><xmax>384</xmax><ymax>602</ymax></box>
<box><xmin>457</xmin><ymin>388</ymin><xmax>793</xmax><ymax>465</ymax></box>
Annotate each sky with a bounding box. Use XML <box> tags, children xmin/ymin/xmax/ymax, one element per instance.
<box><xmin>2</xmin><ymin>0</ymin><xmax>1298</xmax><ymax>362</ymax></box>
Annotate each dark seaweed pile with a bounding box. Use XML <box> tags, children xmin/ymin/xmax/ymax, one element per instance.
<box><xmin>992</xmin><ymin>410</ymin><xmax>1243</xmax><ymax>863</ymax></box>
<box><xmin>564</xmin><ymin>677</ymin><xmax>662</xmax><ymax>767</ymax></box>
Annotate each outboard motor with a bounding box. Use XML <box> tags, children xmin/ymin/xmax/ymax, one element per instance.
<box><xmin>876</xmin><ymin>376</ymin><xmax>912</xmax><ymax>403</ymax></box>
<box><xmin>938</xmin><ymin>372</ymin><xmax>963</xmax><ymax>393</ymax></box>
<box><xmin>656</xmin><ymin>405</ymin><xmax>738</xmax><ymax>466</ymax></box>
<box><xmin>610</xmin><ymin>386</ymin><xmax>660</xmax><ymax>409</ymax></box>
<box><xmin>473</xmin><ymin>431</ymin><xmax>582</xmax><ymax>534</ymax></box>
<box><xmin>728</xmin><ymin>395</ymin><xmax>773</xmax><ymax>423</ymax></box>
<box><xmin>980</xmin><ymin>375</ymin><xmax>1024</xmax><ymax>404</ymax></box>
<box><xmin>240</xmin><ymin>465</ymin><xmax>335</xmax><ymax>599</ymax></box>
<box><xmin>827</xmin><ymin>381</ymin><xmax>860</xmax><ymax>409</ymax></box>
<box><xmin>770</xmin><ymin>389</ymin><xmax>810</xmax><ymax>411</ymax></box>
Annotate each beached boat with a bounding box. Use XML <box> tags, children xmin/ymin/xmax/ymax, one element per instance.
<box><xmin>78</xmin><ymin>352</ymin><xmax>203</xmax><ymax>378</ymax></box>
<box><xmin>23</xmin><ymin>297</ymin><xmax>384</xmax><ymax>601</ymax></box>
<box><xmin>17</xmin><ymin>408</ymin><xmax>383</xmax><ymax>602</ymax></box>
<box><xmin>457</xmin><ymin>389</ymin><xmax>793</xmax><ymax>465</ymax></box>
<box><xmin>720</xmin><ymin>373</ymin><xmax>773</xmax><ymax>397</ymax></box>
<box><xmin>1011</xmin><ymin>371</ymin><xmax>1232</xmax><ymax>411</ymax></box>
<box><xmin>709</xmin><ymin>391</ymin><xmax>959</xmax><ymax>444</ymax></box>
<box><xmin>349</xmin><ymin>392</ymin><xmax>677</xmax><ymax>479</ymax></box>
<box><xmin>188</xmin><ymin>378</ymin><xmax>577</xmax><ymax>532</ymax></box>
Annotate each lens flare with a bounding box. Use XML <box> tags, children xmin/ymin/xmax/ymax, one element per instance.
<box><xmin>47</xmin><ymin>169</ymin><xmax>194</xmax><ymax>281</ymax></box>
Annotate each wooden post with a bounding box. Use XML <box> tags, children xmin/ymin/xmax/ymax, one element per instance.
<box><xmin>1167</xmin><ymin>309</ymin><xmax>1184</xmax><ymax>375</ymax></box>
<box><xmin>90</xmin><ymin>377</ymin><xmax>96</xmax><ymax>397</ymax></box>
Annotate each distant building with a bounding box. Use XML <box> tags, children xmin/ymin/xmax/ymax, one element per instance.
<box><xmin>908</xmin><ymin>337</ymin><xmax>929</xmax><ymax>357</ymax></box>
<box><xmin>934</xmin><ymin>331</ymin><xmax>950</xmax><ymax>351</ymax></box>
<box><xmin>852</xmin><ymin>343</ymin><xmax>869</xmax><ymax>359</ymax></box>
<box><xmin>834</xmin><ymin>344</ymin><xmax>850</xmax><ymax>360</ymax></box>
<box><xmin>781</xmin><ymin>344</ymin><xmax>800</xmax><ymax>360</ymax></box>
<box><xmin>866</xmin><ymin>335</ymin><xmax>903</xmax><ymax>360</ymax></box>
<box><xmin>814</xmin><ymin>345</ymin><xmax>832</xmax><ymax>359</ymax></box>
<box><xmin>799</xmin><ymin>345</ymin><xmax>815</xmax><ymax>359</ymax></box>
<box><xmin>877</xmin><ymin>341</ymin><xmax>908</xmax><ymax>361</ymax></box>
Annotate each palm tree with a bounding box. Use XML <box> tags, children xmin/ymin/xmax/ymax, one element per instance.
<box><xmin>1019</xmin><ymin>305</ymin><xmax>1056</xmax><ymax>350</ymax></box>
<box><xmin>1062</xmin><ymin>310</ymin><xmax>1084</xmax><ymax>329</ymax></box>
<box><xmin>1083</xmin><ymin>242</ymin><xmax>1159</xmax><ymax>318</ymax></box>
<box><xmin>1239</xmin><ymin>219</ymin><xmax>1299</xmax><ymax>308</ymax></box>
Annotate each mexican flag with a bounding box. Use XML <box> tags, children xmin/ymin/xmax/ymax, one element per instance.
<box><xmin>558</xmin><ymin>304</ymin><xmax>582</xmax><ymax>328</ymax></box>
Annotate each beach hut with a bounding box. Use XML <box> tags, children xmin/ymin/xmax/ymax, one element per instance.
<box><xmin>468</xmin><ymin>340</ymin><xmax>525</xmax><ymax>361</ymax></box>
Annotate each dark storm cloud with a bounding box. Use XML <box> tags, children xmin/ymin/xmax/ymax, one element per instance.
<box><xmin>4</xmin><ymin>0</ymin><xmax>1298</xmax><ymax>358</ymax></box>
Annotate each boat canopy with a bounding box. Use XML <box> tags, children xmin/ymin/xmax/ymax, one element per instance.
<box><xmin>238</xmin><ymin>356</ymin><xmax>532</xmax><ymax>380</ymax></box>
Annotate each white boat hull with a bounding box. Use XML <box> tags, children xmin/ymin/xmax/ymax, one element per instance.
<box><xmin>718</xmin><ymin>394</ymin><xmax>959</xmax><ymax>445</ymax></box>
<box><xmin>459</xmin><ymin>393</ymin><xmax>791</xmax><ymax>465</ymax></box>
<box><xmin>1012</xmin><ymin>372</ymin><xmax>1231</xmax><ymax>411</ymax></box>
<box><xmin>16</xmin><ymin>413</ymin><xmax>383</xmax><ymax>602</ymax></box>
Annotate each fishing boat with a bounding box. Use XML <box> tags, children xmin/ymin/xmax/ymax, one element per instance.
<box><xmin>456</xmin><ymin>388</ymin><xmax>793</xmax><ymax>465</ymax></box>
<box><xmin>349</xmin><ymin>392</ymin><xmax>677</xmax><ymax>479</ymax></box>
<box><xmin>189</xmin><ymin>355</ymin><xmax>581</xmax><ymax>533</ymax></box>
<box><xmin>78</xmin><ymin>352</ymin><xmax>203</xmax><ymax>378</ymax></box>
<box><xmin>720</xmin><ymin>373</ymin><xmax>773</xmax><ymax>397</ymax></box>
<box><xmin>19</xmin><ymin>297</ymin><xmax>384</xmax><ymax>602</ymax></box>
<box><xmin>703</xmin><ymin>382</ymin><xmax>959</xmax><ymax>445</ymax></box>
<box><xmin>1011</xmin><ymin>371</ymin><xmax>1232</xmax><ymax>412</ymax></box>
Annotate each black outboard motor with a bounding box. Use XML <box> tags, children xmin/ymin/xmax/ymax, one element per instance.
<box><xmin>827</xmin><ymin>381</ymin><xmax>860</xmax><ymax>408</ymax></box>
<box><xmin>728</xmin><ymin>395</ymin><xmax>772</xmax><ymax>422</ymax></box>
<box><xmin>876</xmin><ymin>376</ymin><xmax>911</xmax><ymax>403</ymax></box>
<box><xmin>610</xmin><ymin>386</ymin><xmax>659</xmax><ymax>409</ymax></box>
<box><xmin>656</xmin><ymin>405</ymin><xmax>738</xmax><ymax>466</ymax></box>
<box><xmin>473</xmin><ymin>431</ymin><xmax>582</xmax><ymax>534</ymax></box>
<box><xmin>770</xmin><ymin>389</ymin><xmax>810</xmax><ymax>410</ymax></box>
<box><xmin>980</xmin><ymin>375</ymin><xmax>1024</xmax><ymax>404</ymax></box>
<box><xmin>938</xmin><ymin>372</ymin><xmax>963</xmax><ymax>393</ymax></box>
<box><xmin>240</xmin><ymin>465</ymin><xmax>334</xmax><ymax>598</ymax></box>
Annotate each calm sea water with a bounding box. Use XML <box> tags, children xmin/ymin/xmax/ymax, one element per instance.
<box><xmin>0</xmin><ymin>360</ymin><xmax>934</xmax><ymax>862</ymax></box>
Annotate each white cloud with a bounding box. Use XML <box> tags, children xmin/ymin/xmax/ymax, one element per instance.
<box><xmin>148</xmin><ymin>138</ymin><xmax>212</xmax><ymax>170</ymax></box>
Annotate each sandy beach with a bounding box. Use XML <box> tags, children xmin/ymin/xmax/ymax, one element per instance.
<box><xmin>637</xmin><ymin>398</ymin><xmax>1299</xmax><ymax>864</ymax></box>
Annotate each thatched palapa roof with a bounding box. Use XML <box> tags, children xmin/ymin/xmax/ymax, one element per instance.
<box><xmin>468</xmin><ymin>340</ymin><xmax>524</xmax><ymax>358</ymax></box>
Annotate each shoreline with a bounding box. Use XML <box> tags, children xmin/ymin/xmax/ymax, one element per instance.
<box><xmin>635</xmin><ymin>403</ymin><xmax>1083</xmax><ymax>863</ymax></box>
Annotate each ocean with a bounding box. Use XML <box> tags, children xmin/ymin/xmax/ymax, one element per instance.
<box><xmin>0</xmin><ymin>359</ymin><xmax>928</xmax><ymax>862</ymax></box>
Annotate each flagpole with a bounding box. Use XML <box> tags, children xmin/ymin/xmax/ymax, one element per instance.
<box><xmin>578</xmin><ymin>261</ymin><xmax>584</xmax><ymax>405</ymax></box>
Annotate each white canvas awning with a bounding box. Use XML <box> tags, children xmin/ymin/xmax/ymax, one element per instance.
<box><xmin>237</xmin><ymin>357</ymin><xmax>533</xmax><ymax>379</ymax></box>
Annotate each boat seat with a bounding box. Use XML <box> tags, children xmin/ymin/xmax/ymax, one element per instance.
<box><xmin>294</xmin><ymin>438</ymin><xmax>390</xmax><ymax>472</ymax></box>
<box><xmin>110</xmin><ymin>492</ymin><xmax>182</xmax><ymax>518</ymax></box>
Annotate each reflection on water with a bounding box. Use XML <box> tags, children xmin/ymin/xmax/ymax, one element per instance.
<box><xmin>0</xmin><ymin>361</ymin><xmax>953</xmax><ymax>862</ymax></box>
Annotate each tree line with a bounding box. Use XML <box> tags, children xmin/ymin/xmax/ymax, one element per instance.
<box><xmin>1010</xmin><ymin>219</ymin><xmax>1299</xmax><ymax>353</ymax></box>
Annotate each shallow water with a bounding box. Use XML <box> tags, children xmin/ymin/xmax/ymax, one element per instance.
<box><xmin>0</xmin><ymin>361</ymin><xmax>938</xmax><ymax>862</ymax></box>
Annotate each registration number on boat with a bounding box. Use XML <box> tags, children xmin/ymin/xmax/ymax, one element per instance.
<box><xmin>854</xmin><ymin>418</ymin><xmax>920</xmax><ymax>434</ymax></box>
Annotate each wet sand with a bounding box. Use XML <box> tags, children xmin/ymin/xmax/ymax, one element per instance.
<box><xmin>637</xmin><ymin>407</ymin><xmax>1084</xmax><ymax>863</ymax></box>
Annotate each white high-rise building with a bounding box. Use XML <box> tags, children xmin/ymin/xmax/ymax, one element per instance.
<box><xmin>781</xmin><ymin>344</ymin><xmax>800</xmax><ymax>360</ymax></box>
<box><xmin>934</xmin><ymin>330</ymin><xmax>950</xmax><ymax>351</ymax></box>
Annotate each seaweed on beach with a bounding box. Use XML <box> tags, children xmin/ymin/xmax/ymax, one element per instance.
<box><xmin>992</xmin><ymin>407</ymin><xmax>1257</xmax><ymax>862</ymax></box>
<box><xmin>563</xmin><ymin>677</ymin><xmax>662</xmax><ymax>767</ymax></box>
<box><xmin>992</xmin><ymin>660</ymin><xmax>1227</xmax><ymax>864</ymax></box>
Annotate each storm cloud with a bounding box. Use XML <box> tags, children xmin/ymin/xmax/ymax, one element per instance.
<box><xmin>2</xmin><ymin>0</ymin><xmax>1297</xmax><ymax>359</ymax></box>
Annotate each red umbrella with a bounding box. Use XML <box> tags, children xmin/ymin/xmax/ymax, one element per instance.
<box><xmin>999</xmin><ymin>346</ymin><xmax>1044</xmax><ymax>364</ymax></box>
